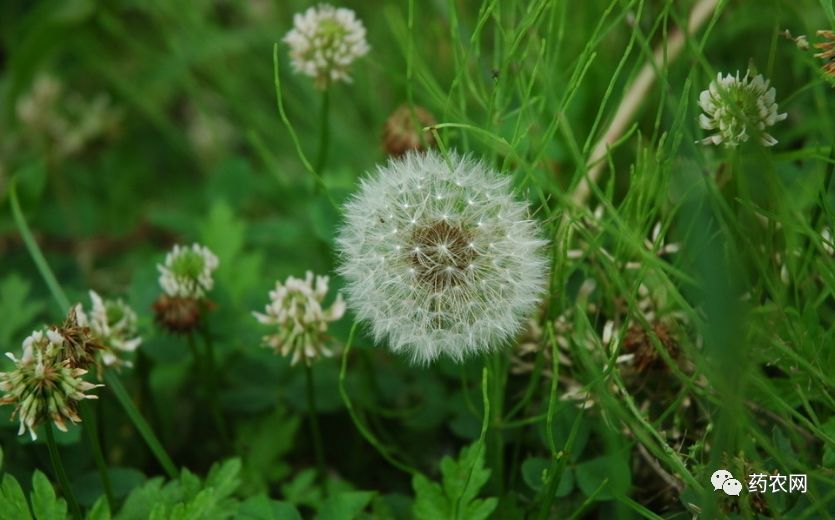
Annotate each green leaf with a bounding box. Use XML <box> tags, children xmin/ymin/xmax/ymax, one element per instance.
<box><xmin>575</xmin><ymin>454</ymin><xmax>631</xmax><ymax>501</ymax></box>
<box><xmin>0</xmin><ymin>273</ymin><xmax>46</xmax><ymax>347</ymax></box>
<box><xmin>822</xmin><ymin>0</ymin><xmax>835</xmax><ymax>22</ymax></box>
<box><xmin>204</xmin><ymin>459</ymin><xmax>242</xmax><ymax>501</ymax></box>
<box><xmin>0</xmin><ymin>474</ymin><xmax>33</xmax><ymax>520</ymax></box>
<box><xmin>85</xmin><ymin>497</ymin><xmax>111</xmax><ymax>520</ymax></box>
<box><xmin>314</xmin><ymin>491</ymin><xmax>376</xmax><ymax>520</ymax></box>
<box><xmin>31</xmin><ymin>470</ymin><xmax>67</xmax><ymax>520</ymax></box>
<box><xmin>238</xmin><ymin>495</ymin><xmax>302</xmax><ymax>520</ymax></box>
<box><xmin>412</xmin><ymin>442</ymin><xmax>497</xmax><ymax>520</ymax></box>
<box><xmin>822</xmin><ymin>417</ymin><xmax>835</xmax><ymax>467</ymax></box>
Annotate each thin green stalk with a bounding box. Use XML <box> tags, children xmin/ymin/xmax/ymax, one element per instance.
<box><xmin>79</xmin><ymin>402</ymin><xmax>114</xmax><ymax>510</ymax></box>
<box><xmin>105</xmin><ymin>372</ymin><xmax>178</xmax><ymax>479</ymax></box>
<box><xmin>11</xmin><ymin>177</ymin><xmax>178</xmax><ymax>480</ymax></box>
<box><xmin>305</xmin><ymin>365</ymin><xmax>327</xmax><ymax>482</ymax></box>
<box><xmin>45</xmin><ymin>422</ymin><xmax>82</xmax><ymax>520</ymax></box>
<box><xmin>9</xmin><ymin>178</ymin><xmax>71</xmax><ymax>312</ymax></box>
<box><xmin>314</xmin><ymin>88</ymin><xmax>330</xmax><ymax>176</ymax></box>
<box><xmin>195</xmin><ymin>328</ymin><xmax>229</xmax><ymax>448</ymax></box>
<box><xmin>338</xmin><ymin>322</ymin><xmax>418</xmax><ymax>475</ymax></box>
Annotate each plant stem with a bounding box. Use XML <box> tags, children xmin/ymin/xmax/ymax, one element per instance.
<box><xmin>45</xmin><ymin>422</ymin><xmax>82</xmax><ymax>520</ymax></box>
<box><xmin>79</xmin><ymin>402</ymin><xmax>114</xmax><ymax>510</ymax></box>
<box><xmin>486</xmin><ymin>353</ymin><xmax>505</xmax><ymax>495</ymax></box>
<box><xmin>314</xmin><ymin>88</ymin><xmax>331</xmax><ymax>177</ymax></box>
<box><xmin>105</xmin><ymin>372</ymin><xmax>178</xmax><ymax>479</ymax></box>
<box><xmin>305</xmin><ymin>364</ymin><xmax>326</xmax><ymax>482</ymax></box>
<box><xmin>197</xmin><ymin>327</ymin><xmax>229</xmax><ymax>449</ymax></box>
<box><xmin>339</xmin><ymin>323</ymin><xmax>418</xmax><ymax>475</ymax></box>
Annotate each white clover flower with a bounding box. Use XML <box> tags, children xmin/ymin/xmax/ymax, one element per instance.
<box><xmin>697</xmin><ymin>71</ymin><xmax>787</xmax><ymax>147</ymax></box>
<box><xmin>337</xmin><ymin>150</ymin><xmax>549</xmax><ymax>365</ymax></box>
<box><xmin>158</xmin><ymin>243</ymin><xmax>219</xmax><ymax>299</ymax></box>
<box><xmin>77</xmin><ymin>291</ymin><xmax>142</xmax><ymax>369</ymax></box>
<box><xmin>283</xmin><ymin>4</ymin><xmax>370</xmax><ymax>89</ymax></box>
<box><xmin>253</xmin><ymin>272</ymin><xmax>346</xmax><ymax>366</ymax></box>
<box><xmin>0</xmin><ymin>329</ymin><xmax>102</xmax><ymax>440</ymax></box>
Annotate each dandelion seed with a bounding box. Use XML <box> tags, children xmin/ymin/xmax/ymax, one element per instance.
<box><xmin>76</xmin><ymin>291</ymin><xmax>141</xmax><ymax>373</ymax></box>
<box><xmin>157</xmin><ymin>243</ymin><xmax>219</xmax><ymax>299</ymax></box>
<box><xmin>283</xmin><ymin>4</ymin><xmax>370</xmax><ymax>89</ymax></box>
<box><xmin>337</xmin><ymin>150</ymin><xmax>548</xmax><ymax>364</ymax></box>
<box><xmin>253</xmin><ymin>272</ymin><xmax>345</xmax><ymax>366</ymax></box>
<box><xmin>0</xmin><ymin>329</ymin><xmax>102</xmax><ymax>440</ymax></box>
<box><xmin>697</xmin><ymin>71</ymin><xmax>787</xmax><ymax>147</ymax></box>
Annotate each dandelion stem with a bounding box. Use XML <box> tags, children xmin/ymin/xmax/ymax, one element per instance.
<box><xmin>486</xmin><ymin>352</ymin><xmax>506</xmax><ymax>495</ymax></box>
<box><xmin>305</xmin><ymin>364</ymin><xmax>327</xmax><ymax>482</ymax></box>
<box><xmin>315</xmin><ymin>88</ymin><xmax>331</xmax><ymax>177</ymax></box>
<box><xmin>79</xmin><ymin>402</ymin><xmax>114</xmax><ymax>510</ymax></box>
<box><xmin>105</xmin><ymin>372</ymin><xmax>179</xmax><ymax>479</ymax></box>
<box><xmin>45</xmin><ymin>422</ymin><xmax>82</xmax><ymax>520</ymax></box>
<box><xmin>11</xmin><ymin>177</ymin><xmax>178</xmax><ymax>480</ymax></box>
<box><xmin>339</xmin><ymin>322</ymin><xmax>419</xmax><ymax>475</ymax></box>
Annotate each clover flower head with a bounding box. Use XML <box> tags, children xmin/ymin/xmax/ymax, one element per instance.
<box><xmin>76</xmin><ymin>290</ymin><xmax>142</xmax><ymax>370</ymax></box>
<box><xmin>337</xmin><ymin>150</ymin><xmax>549</xmax><ymax>365</ymax></box>
<box><xmin>283</xmin><ymin>4</ymin><xmax>370</xmax><ymax>89</ymax></box>
<box><xmin>158</xmin><ymin>243</ymin><xmax>219</xmax><ymax>299</ymax></box>
<box><xmin>697</xmin><ymin>71</ymin><xmax>787</xmax><ymax>148</ymax></box>
<box><xmin>0</xmin><ymin>329</ymin><xmax>102</xmax><ymax>440</ymax></box>
<box><xmin>254</xmin><ymin>271</ymin><xmax>345</xmax><ymax>366</ymax></box>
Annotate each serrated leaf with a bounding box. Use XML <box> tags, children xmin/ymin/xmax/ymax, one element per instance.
<box><xmin>0</xmin><ymin>474</ymin><xmax>33</xmax><ymax>520</ymax></box>
<box><xmin>31</xmin><ymin>470</ymin><xmax>67</xmax><ymax>520</ymax></box>
<box><xmin>238</xmin><ymin>495</ymin><xmax>303</xmax><ymax>520</ymax></box>
<box><xmin>314</xmin><ymin>491</ymin><xmax>376</xmax><ymax>520</ymax></box>
<box><xmin>204</xmin><ymin>459</ymin><xmax>241</xmax><ymax>501</ymax></box>
<box><xmin>412</xmin><ymin>442</ymin><xmax>497</xmax><ymax>520</ymax></box>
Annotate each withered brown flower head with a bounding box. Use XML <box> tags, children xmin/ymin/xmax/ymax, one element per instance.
<box><xmin>622</xmin><ymin>321</ymin><xmax>679</xmax><ymax>373</ymax></box>
<box><xmin>152</xmin><ymin>295</ymin><xmax>211</xmax><ymax>334</ymax></box>
<box><xmin>816</xmin><ymin>30</ymin><xmax>835</xmax><ymax>80</ymax></box>
<box><xmin>382</xmin><ymin>104</ymin><xmax>437</xmax><ymax>157</ymax></box>
<box><xmin>52</xmin><ymin>304</ymin><xmax>104</xmax><ymax>369</ymax></box>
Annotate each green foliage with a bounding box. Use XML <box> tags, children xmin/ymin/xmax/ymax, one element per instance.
<box><xmin>412</xmin><ymin>442</ymin><xmax>497</xmax><ymax>520</ymax></box>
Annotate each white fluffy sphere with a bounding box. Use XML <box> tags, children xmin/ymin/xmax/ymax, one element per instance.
<box><xmin>337</xmin><ymin>150</ymin><xmax>549</xmax><ymax>364</ymax></box>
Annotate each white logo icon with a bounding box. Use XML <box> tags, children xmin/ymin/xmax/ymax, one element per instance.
<box><xmin>710</xmin><ymin>469</ymin><xmax>735</xmax><ymax>492</ymax></box>
<box><xmin>722</xmin><ymin>478</ymin><xmax>743</xmax><ymax>496</ymax></box>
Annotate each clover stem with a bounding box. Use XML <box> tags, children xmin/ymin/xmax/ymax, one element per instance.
<box><xmin>45</xmin><ymin>422</ymin><xmax>83</xmax><ymax>519</ymax></box>
<box><xmin>305</xmin><ymin>363</ymin><xmax>327</xmax><ymax>483</ymax></box>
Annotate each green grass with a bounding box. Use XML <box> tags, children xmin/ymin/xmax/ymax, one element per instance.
<box><xmin>1</xmin><ymin>0</ymin><xmax>835</xmax><ymax>518</ymax></box>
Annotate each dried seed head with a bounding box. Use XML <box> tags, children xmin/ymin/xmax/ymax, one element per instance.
<box><xmin>337</xmin><ymin>150</ymin><xmax>549</xmax><ymax>364</ymax></box>
<box><xmin>152</xmin><ymin>295</ymin><xmax>206</xmax><ymax>334</ymax></box>
<box><xmin>0</xmin><ymin>329</ymin><xmax>102</xmax><ymax>440</ymax></box>
<box><xmin>52</xmin><ymin>305</ymin><xmax>104</xmax><ymax>369</ymax></box>
<box><xmin>622</xmin><ymin>321</ymin><xmax>679</xmax><ymax>373</ymax></box>
<box><xmin>816</xmin><ymin>30</ymin><xmax>835</xmax><ymax>81</ymax></box>
<box><xmin>382</xmin><ymin>104</ymin><xmax>436</xmax><ymax>157</ymax></box>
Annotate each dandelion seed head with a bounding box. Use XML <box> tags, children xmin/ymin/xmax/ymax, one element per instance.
<box><xmin>697</xmin><ymin>71</ymin><xmax>787</xmax><ymax>148</ymax></box>
<box><xmin>337</xmin><ymin>150</ymin><xmax>549</xmax><ymax>364</ymax></box>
